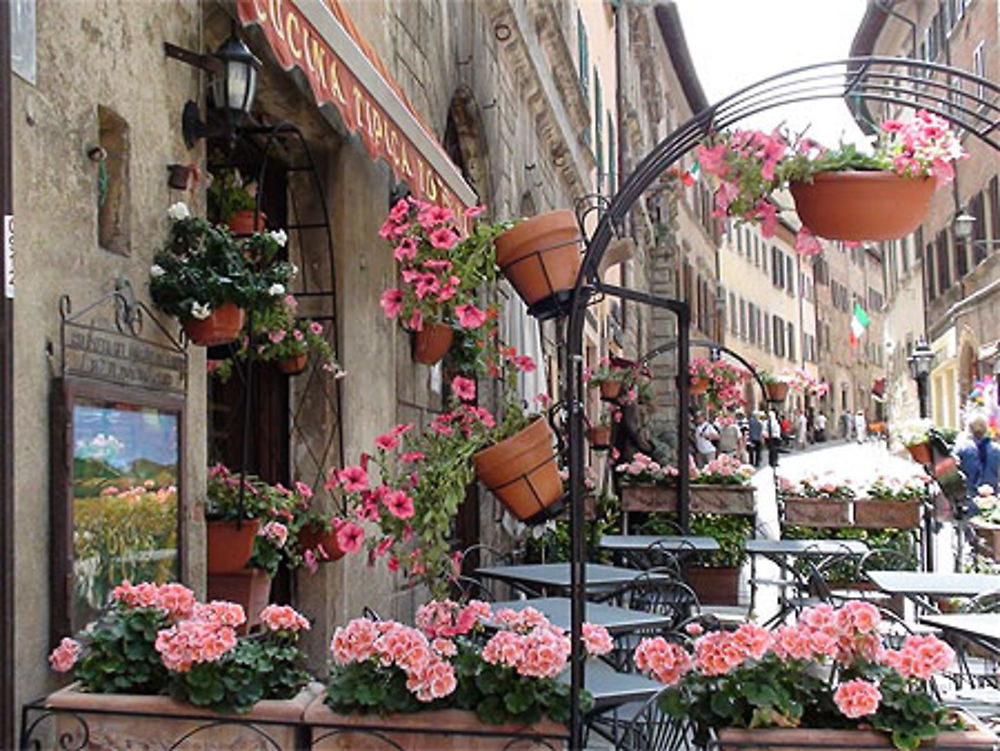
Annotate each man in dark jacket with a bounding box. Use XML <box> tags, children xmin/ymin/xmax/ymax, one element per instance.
<box><xmin>957</xmin><ymin>416</ymin><xmax>1000</xmax><ymax>510</ymax></box>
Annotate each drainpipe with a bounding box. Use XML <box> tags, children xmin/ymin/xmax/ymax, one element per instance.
<box><xmin>0</xmin><ymin>0</ymin><xmax>14</xmax><ymax>745</ymax></box>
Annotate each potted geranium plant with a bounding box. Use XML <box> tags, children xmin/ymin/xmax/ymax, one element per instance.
<box><xmin>379</xmin><ymin>198</ymin><xmax>506</xmax><ymax>365</ymax></box>
<box><xmin>893</xmin><ymin>418</ymin><xmax>934</xmax><ymax>465</ymax></box>
<box><xmin>697</xmin><ymin>110</ymin><xmax>966</xmax><ymax>245</ymax></box>
<box><xmin>307</xmin><ymin>600</ymin><xmax>612</xmax><ymax>748</ymax></box>
<box><xmin>586</xmin><ymin>412</ymin><xmax>613</xmax><ymax>450</ymax></box>
<box><xmin>208</xmin><ymin>168</ymin><xmax>264</xmax><ymax>235</ymax></box>
<box><xmin>780</xmin><ymin>475</ymin><xmax>855</xmax><ymax>528</ymax></box>
<box><xmin>616</xmin><ymin>452</ymin><xmax>756</xmax><ymax>517</ymax></box>
<box><xmin>149</xmin><ymin>203</ymin><xmax>294</xmax><ymax>346</ymax></box>
<box><xmin>758</xmin><ymin>370</ymin><xmax>790</xmax><ymax>403</ymax></box>
<box><xmin>689</xmin><ymin>359</ymin><xmax>748</xmax><ymax>408</ymax></box>
<box><xmin>856</xmin><ymin>476</ymin><xmax>927</xmax><ymax>530</ymax></box>
<box><xmin>42</xmin><ymin>581</ymin><xmax>315</xmax><ymax>748</ymax></box>
<box><xmin>585</xmin><ymin>357</ymin><xmax>654</xmax><ymax>404</ymax></box>
<box><xmin>636</xmin><ymin>602</ymin><xmax>996</xmax><ymax>750</ymax></box>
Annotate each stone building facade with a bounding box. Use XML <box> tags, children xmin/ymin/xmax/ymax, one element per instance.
<box><xmin>852</xmin><ymin>0</ymin><xmax>1000</xmax><ymax>429</ymax></box>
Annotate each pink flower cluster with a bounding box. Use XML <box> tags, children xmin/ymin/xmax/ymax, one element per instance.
<box><xmin>415</xmin><ymin>599</ymin><xmax>490</xmax><ymax>639</ymax></box>
<box><xmin>880</xmin><ymin>110</ymin><xmax>966</xmax><ymax>185</ymax></box>
<box><xmin>260</xmin><ymin>604</ymin><xmax>311</xmax><ymax>633</ymax></box>
<box><xmin>155</xmin><ymin>618</ymin><xmax>238</xmax><ymax>673</ymax></box>
<box><xmin>614</xmin><ymin>451</ymin><xmax>678</xmax><ymax>483</ymax></box>
<box><xmin>49</xmin><ymin>637</ymin><xmax>80</xmax><ymax>673</ymax></box>
<box><xmin>634</xmin><ymin>637</ymin><xmax>692</xmax><ymax>686</ymax></box>
<box><xmin>259</xmin><ymin>520</ymin><xmax>289</xmax><ymax>547</ymax></box>
<box><xmin>834</xmin><ymin>678</ymin><xmax>882</xmax><ymax>719</ymax></box>
<box><xmin>883</xmin><ymin>633</ymin><xmax>954</xmax><ymax>680</ymax></box>
<box><xmin>111</xmin><ymin>581</ymin><xmax>197</xmax><ymax>621</ymax></box>
<box><xmin>698</xmin><ymin>453</ymin><xmax>755</xmax><ymax>483</ymax></box>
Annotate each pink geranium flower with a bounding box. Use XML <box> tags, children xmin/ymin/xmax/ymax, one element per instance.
<box><xmin>394</xmin><ymin>237</ymin><xmax>418</xmax><ymax>262</ymax></box>
<box><xmin>49</xmin><ymin>637</ymin><xmax>80</xmax><ymax>673</ymax></box>
<box><xmin>834</xmin><ymin>679</ymin><xmax>881</xmax><ymax>719</ymax></box>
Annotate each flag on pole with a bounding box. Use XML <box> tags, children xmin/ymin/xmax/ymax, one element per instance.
<box><xmin>849</xmin><ymin>302</ymin><xmax>870</xmax><ymax>347</ymax></box>
<box><xmin>682</xmin><ymin>161</ymin><xmax>700</xmax><ymax>186</ymax></box>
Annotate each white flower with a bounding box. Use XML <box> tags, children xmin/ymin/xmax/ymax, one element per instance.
<box><xmin>268</xmin><ymin>283</ymin><xmax>286</xmax><ymax>296</ymax></box>
<box><xmin>190</xmin><ymin>302</ymin><xmax>212</xmax><ymax>320</ymax></box>
<box><xmin>149</xmin><ymin>264</ymin><xmax>166</xmax><ymax>278</ymax></box>
<box><xmin>167</xmin><ymin>202</ymin><xmax>190</xmax><ymax>221</ymax></box>
<box><xmin>268</xmin><ymin>230</ymin><xmax>288</xmax><ymax>246</ymax></box>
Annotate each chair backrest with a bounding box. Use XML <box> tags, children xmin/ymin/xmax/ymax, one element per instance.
<box><xmin>856</xmin><ymin>547</ymin><xmax>917</xmax><ymax>579</ymax></box>
<box><xmin>459</xmin><ymin>544</ymin><xmax>512</xmax><ymax>574</ymax></box>
<box><xmin>619</xmin><ymin>570</ymin><xmax>701</xmax><ymax>630</ymax></box>
<box><xmin>961</xmin><ymin>588</ymin><xmax>1000</xmax><ymax>613</ymax></box>
<box><xmin>617</xmin><ymin>688</ymin><xmax>696</xmax><ymax>751</ymax></box>
<box><xmin>644</xmin><ymin>541</ymin><xmax>687</xmax><ymax>579</ymax></box>
<box><xmin>452</xmin><ymin>575</ymin><xmax>497</xmax><ymax>603</ymax></box>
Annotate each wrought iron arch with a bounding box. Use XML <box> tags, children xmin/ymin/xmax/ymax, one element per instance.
<box><xmin>639</xmin><ymin>337</ymin><xmax>770</xmax><ymax>407</ymax></box>
<box><xmin>562</xmin><ymin>57</ymin><xmax>1000</xmax><ymax>750</ymax></box>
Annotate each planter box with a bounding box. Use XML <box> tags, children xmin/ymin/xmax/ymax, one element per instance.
<box><xmin>782</xmin><ymin>497</ymin><xmax>851</xmax><ymax>528</ymax></box>
<box><xmin>39</xmin><ymin>682</ymin><xmax>317</xmax><ymax>749</ymax></box>
<box><xmin>973</xmin><ymin>520</ymin><xmax>1000</xmax><ymax>561</ymax></box>
<box><xmin>305</xmin><ymin>697</ymin><xmax>567</xmax><ymax>750</ymax></box>
<box><xmin>621</xmin><ymin>484</ymin><xmax>755</xmax><ymax>515</ymax></box>
<box><xmin>853</xmin><ymin>500</ymin><xmax>922</xmax><ymax>529</ymax></box>
<box><xmin>686</xmin><ymin>566</ymin><xmax>740</xmax><ymax>606</ymax></box>
<box><xmin>716</xmin><ymin>713</ymin><xmax>997</xmax><ymax>750</ymax></box>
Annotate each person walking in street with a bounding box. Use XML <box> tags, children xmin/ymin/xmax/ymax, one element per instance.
<box><xmin>795</xmin><ymin>411</ymin><xmax>808</xmax><ymax>450</ymax></box>
<box><xmin>764</xmin><ymin>409</ymin><xmax>782</xmax><ymax>467</ymax></box>
<box><xmin>747</xmin><ymin>410</ymin><xmax>763</xmax><ymax>467</ymax></box>
<box><xmin>814</xmin><ymin>411</ymin><xmax>827</xmax><ymax>443</ymax></box>
<box><xmin>718</xmin><ymin>408</ymin><xmax>743</xmax><ymax>459</ymax></box>
<box><xmin>854</xmin><ymin>410</ymin><xmax>867</xmax><ymax>443</ymax></box>
<box><xmin>693</xmin><ymin>410</ymin><xmax>720</xmax><ymax>467</ymax></box>
<box><xmin>957</xmin><ymin>416</ymin><xmax>1000</xmax><ymax>510</ymax></box>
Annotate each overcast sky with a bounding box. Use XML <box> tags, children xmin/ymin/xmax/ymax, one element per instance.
<box><xmin>675</xmin><ymin>0</ymin><xmax>871</xmax><ymax>148</ymax></box>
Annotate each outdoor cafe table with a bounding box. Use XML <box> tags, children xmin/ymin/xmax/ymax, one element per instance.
<box><xmin>867</xmin><ymin>570</ymin><xmax>1000</xmax><ymax>612</ymax></box>
<box><xmin>490</xmin><ymin>596</ymin><xmax>676</xmax><ymax>635</ymax></box>
<box><xmin>559</xmin><ymin>658</ymin><xmax>663</xmax><ymax>711</ymax></box>
<box><xmin>598</xmin><ymin>535</ymin><xmax>719</xmax><ymax>554</ymax></box>
<box><xmin>919</xmin><ymin>613</ymin><xmax>1000</xmax><ymax>644</ymax></box>
<box><xmin>746</xmin><ymin>538</ymin><xmax>870</xmax><ymax>614</ymax></box>
<box><xmin>475</xmin><ymin>563</ymin><xmax>666</xmax><ymax>597</ymax></box>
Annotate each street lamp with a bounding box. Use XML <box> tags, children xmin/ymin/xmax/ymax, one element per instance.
<box><xmin>954</xmin><ymin>211</ymin><xmax>976</xmax><ymax>241</ymax></box>
<box><xmin>907</xmin><ymin>339</ymin><xmax>934</xmax><ymax>419</ymax></box>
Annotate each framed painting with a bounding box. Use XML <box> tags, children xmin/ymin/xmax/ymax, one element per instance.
<box><xmin>51</xmin><ymin>378</ymin><xmax>185</xmax><ymax>638</ymax></box>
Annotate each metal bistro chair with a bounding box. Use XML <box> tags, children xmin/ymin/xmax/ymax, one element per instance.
<box><xmin>588</xmin><ymin>687</ymin><xmax>697</xmax><ymax>751</ymax></box>
<box><xmin>946</xmin><ymin>588</ymin><xmax>1000</xmax><ymax>690</ymax></box>
<box><xmin>832</xmin><ymin>547</ymin><xmax>915</xmax><ymax>613</ymax></box>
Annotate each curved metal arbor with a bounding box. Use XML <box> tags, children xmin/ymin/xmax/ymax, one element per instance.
<box><xmin>562</xmin><ymin>57</ymin><xmax>1000</xmax><ymax>750</ymax></box>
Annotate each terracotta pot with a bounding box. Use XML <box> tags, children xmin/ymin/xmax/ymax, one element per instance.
<box><xmin>306</xmin><ymin>698</ymin><xmax>567</xmax><ymax>750</ymax></box>
<box><xmin>854</xmin><ymin>500</ymin><xmax>922</xmax><ymax>529</ymax></box>
<box><xmin>598</xmin><ymin>380</ymin><xmax>623</xmax><ymax>401</ymax></box>
<box><xmin>686</xmin><ymin>566</ymin><xmax>740</xmax><ymax>606</ymax></box>
<box><xmin>689</xmin><ymin>377</ymin><xmax>709</xmax><ymax>395</ymax></box>
<box><xmin>226</xmin><ymin>209</ymin><xmax>267</xmax><ymax>235</ymax></box>
<box><xmin>278</xmin><ymin>353</ymin><xmax>309</xmax><ymax>375</ymax></box>
<box><xmin>474</xmin><ymin>417</ymin><xmax>562</xmax><ymax>523</ymax></box>
<box><xmin>764</xmin><ymin>381</ymin><xmax>789</xmax><ymax>402</ymax></box>
<box><xmin>906</xmin><ymin>441</ymin><xmax>933</xmax><ymax>466</ymax></box>
<box><xmin>40</xmin><ymin>682</ymin><xmax>318</xmax><ymax>750</ymax></box>
<box><xmin>494</xmin><ymin>210</ymin><xmax>582</xmax><ymax>310</ymax></box>
<box><xmin>207</xmin><ymin>569</ymin><xmax>271</xmax><ymax>629</ymax></box>
<box><xmin>206</xmin><ymin>518</ymin><xmax>260</xmax><ymax>574</ymax></box>
<box><xmin>586</xmin><ymin>425</ymin><xmax>612</xmax><ymax>448</ymax></box>
<box><xmin>182</xmin><ymin>302</ymin><xmax>246</xmax><ymax>347</ymax></box>
<box><xmin>297</xmin><ymin>523</ymin><xmax>346</xmax><ymax>563</ymax></box>
<box><xmin>790</xmin><ymin>171</ymin><xmax>935</xmax><ymax>242</ymax></box>
<box><xmin>413</xmin><ymin>322</ymin><xmax>454</xmax><ymax>365</ymax></box>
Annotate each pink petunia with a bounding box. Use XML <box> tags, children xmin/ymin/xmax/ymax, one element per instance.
<box><xmin>336</xmin><ymin>521</ymin><xmax>365</xmax><ymax>554</ymax></box>
<box><xmin>394</xmin><ymin>237</ymin><xmax>418</xmax><ymax>262</ymax></box>
<box><xmin>309</xmin><ymin>321</ymin><xmax>324</xmax><ymax>335</ymax></box>
<box><xmin>455</xmin><ymin>303</ymin><xmax>487</xmax><ymax>329</ymax></box>
<box><xmin>451</xmin><ymin>376</ymin><xmax>476</xmax><ymax>402</ymax></box>
<box><xmin>463</xmin><ymin>205</ymin><xmax>486</xmax><ymax>218</ymax></box>
<box><xmin>385</xmin><ymin>490</ymin><xmax>415</xmax><ymax>519</ymax></box>
<box><xmin>428</xmin><ymin>227</ymin><xmax>458</xmax><ymax>249</ymax></box>
<box><xmin>380</xmin><ymin>289</ymin><xmax>404</xmax><ymax>319</ymax></box>
<box><xmin>374</xmin><ymin>431</ymin><xmax>399</xmax><ymax>452</ymax></box>
<box><xmin>339</xmin><ymin>465</ymin><xmax>369</xmax><ymax>493</ymax></box>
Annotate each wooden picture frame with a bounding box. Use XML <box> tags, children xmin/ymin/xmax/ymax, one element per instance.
<box><xmin>50</xmin><ymin>377</ymin><xmax>186</xmax><ymax>641</ymax></box>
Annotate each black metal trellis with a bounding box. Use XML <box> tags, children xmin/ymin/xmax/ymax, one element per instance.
<box><xmin>558</xmin><ymin>57</ymin><xmax>1000</xmax><ymax>751</ymax></box>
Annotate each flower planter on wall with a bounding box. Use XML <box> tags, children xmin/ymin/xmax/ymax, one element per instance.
<box><xmin>412</xmin><ymin>322</ymin><xmax>454</xmax><ymax>365</ymax></box>
<box><xmin>207</xmin><ymin>569</ymin><xmax>271</xmax><ymax>630</ymax></box>
<box><xmin>473</xmin><ymin>417</ymin><xmax>562</xmax><ymax>523</ymax></box>
<box><xmin>782</xmin><ymin>497</ymin><xmax>851</xmax><ymax>528</ymax></box>
<box><xmin>207</xmin><ymin>519</ymin><xmax>260</xmax><ymax>574</ymax></box>
<box><xmin>305</xmin><ymin>699</ymin><xmax>567</xmax><ymax>750</ymax></box>
<box><xmin>789</xmin><ymin>171</ymin><xmax>935</xmax><ymax>242</ymax></box>
<box><xmin>854</xmin><ymin>500</ymin><xmax>922</xmax><ymax>529</ymax></box>
<box><xmin>182</xmin><ymin>302</ymin><xmax>246</xmax><ymax>347</ymax></box>
<box><xmin>906</xmin><ymin>441</ymin><xmax>933</xmax><ymax>466</ymax></box>
<box><xmin>297</xmin><ymin>524</ymin><xmax>346</xmax><ymax>563</ymax></box>
<box><xmin>620</xmin><ymin>484</ymin><xmax>756</xmax><ymax>516</ymax></box>
<box><xmin>227</xmin><ymin>210</ymin><xmax>267</xmax><ymax>236</ymax></box>
<box><xmin>494</xmin><ymin>209</ymin><xmax>582</xmax><ymax>317</ymax></box>
<box><xmin>686</xmin><ymin>566</ymin><xmax>740</xmax><ymax>606</ymax></box>
<box><xmin>42</xmin><ymin>682</ymin><xmax>316</xmax><ymax>750</ymax></box>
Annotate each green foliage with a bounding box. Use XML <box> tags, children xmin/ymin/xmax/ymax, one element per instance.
<box><xmin>326</xmin><ymin>661</ymin><xmax>430</xmax><ymax>716</ymax></box>
<box><xmin>207</xmin><ymin>169</ymin><xmax>257</xmax><ymax>222</ymax></box>
<box><xmin>643</xmin><ymin>512</ymin><xmax>753</xmax><ymax>568</ymax></box>
<box><xmin>783</xmin><ymin>526</ymin><xmax>918</xmax><ymax>581</ymax></box>
<box><xmin>524</xmin><ymin>494</ymin><xmax>621</xmax><ymax>564</ymax></box>
<box><xmin>74</xmin><ymin>604</ymin><xmax>170</xmax><ymax>695</ymax></box>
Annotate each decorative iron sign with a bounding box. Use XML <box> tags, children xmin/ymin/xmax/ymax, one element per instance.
<box><xmin>59</xmin><ymin>281</ymin><xmax>187</xmax><ymax>394</ymax></box>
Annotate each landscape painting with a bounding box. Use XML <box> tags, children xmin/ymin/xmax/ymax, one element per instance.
<box><xmin>72</xmin><ymin>398</ymin><xmax>180</xmax><ymax>628</ymax></box>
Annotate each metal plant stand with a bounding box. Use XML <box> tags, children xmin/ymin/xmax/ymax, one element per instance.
<box><xmin>543</xmin><ymin>57</ymin><xmax>1000</xmax><ymax>750</ymax></box>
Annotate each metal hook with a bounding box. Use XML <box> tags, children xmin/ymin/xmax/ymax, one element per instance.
<box><xmin>481</xmin><ymin>97</ymin><xmax>498</xmax><ymax>110</ymax></box>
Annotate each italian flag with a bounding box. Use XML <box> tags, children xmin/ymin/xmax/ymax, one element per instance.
<box><xmin>849</xmin><ymin>302</ymin><xmax>870</xmax><ymax>347</ymax></box>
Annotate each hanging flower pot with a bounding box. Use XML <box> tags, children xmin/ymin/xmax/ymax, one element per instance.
<box><xmin>277</xmin><ymin>353</ymin><xmax>309</xmax><ymax>375</ymax></box>
<box><xmin>764</xmin><ymin>381</ymin><xmax>789</xmax><ymax>402</ymax></box>
<box><xmin>493</xmin><ymin>210</ymin><xmax>582</xmax><ymax>317</ymax></box>
<box><xmin>790</xmin><ymin>172</ymin><xmax>935</xmax><ymax>242</ymax></box>
<box><xmin>412</xmin><ymin>322</ymin><xmax>454</xmax><ymax>365</ymax></box>
<box><xmin>182</xmin><ymin>302</ymin><xmax>245</xmax><ymax>347</ymax></box>
<box><xmin>587</xmin><ymin>425</ymin><xmax>612</xmax><ymax>449</ymax></box>
<box><xmin>226</xmin><ymin>210</ymin><xmax>267</xmax><ymax>236</ymax></box>
<box><xmin>906</xmin><ymin>441</ymin><xmax>933</xmax><ymax>466</ymax></box>
<box><xmin>689</xmin><ymin>377</ymin><xmax>710</xmax><ymax>395</ymax></box>
<box><xmin>297</xmin><ymin>523</ymin><xmax>346</xmax><ymax>563</ymax></box>
<box><xmin>597</xmin><ymin>380</ymin><xmax>623</xmax><ymax>401</ymax></box>
<box><xmin>206</xmin><ymin>518</ymin><xmax>260</xmax><ymax>574</ymax></box>
<box><xmin>473</xmin><ymin>417</ymin><xmax>562</xmax><ymax>523</ymax></box>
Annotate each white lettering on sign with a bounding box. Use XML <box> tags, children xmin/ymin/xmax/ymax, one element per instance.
<box><xmin>4</xmin><ymin>215</ymin><xmax>13</xmax><ymax>299</ymax></box>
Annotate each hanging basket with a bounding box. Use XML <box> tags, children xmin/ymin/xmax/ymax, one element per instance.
<box><xmin>278</xmin><ymin>353</ymin><xmax>309</xmax><ymax>375</ymax></box>
<box><xmin>473</xmin><ymin>417</ymin><xmax>562</xmax><ymax>523</ymax></box>
<box><xmin>494</xmin><ymin>210</ymin><xmax>582</xmax><ymax>319</ymax></box>
<box><xmin>596</xmin><ymin>380</ymin><xmax>623</xmax><ymax>401</ymax></box>
<box><xmin>206</xmin><ymin>518</ymin><xmax>260</xmax><ymax>574</ymax></box>
<box><xmin>586</xmin><ymin>425</ymin><xmax>612</xmax><ymax>449</ymax></box>
<box><xmin>689</xmin><ymin>377</ymin><xmax>710</xmax><ymax>395</ymax></box>
<box><xmin>226</xmin><ymin>210</ymin><xmax>267</xmax><ymax>236</ymax></box>
<box><xmin>764</xmin><ymin>381</ymin><xmax>789</xmax><ymax>402</ymax></box>
<box><xmin>789</xmin><ymin>171</ymin><xmax>935</xmax><ymax>242</ymax></box>
<box><xmin>905</xmin><ymin>441</ymin><xmax>933</xmax><ymax>466</ymax></box>
<box><xmin>182</xmin><ymin>302</ymin><xmax>245</xmax><ymax>347</ymax></box>
<box><xmin>297</xmin><ymin>523</ymin><xmax>346</xmax><ymax>563</ymax></box>
<box><xmin>412</xmin><ymin>322</ymin><xmax>454</xmax><ymax>365</ymax></box>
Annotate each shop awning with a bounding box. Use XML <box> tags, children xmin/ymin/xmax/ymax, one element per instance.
<box><xmin>236</xmin><ymin>0</ymin><xmax>477</xmax><ymax>211</ymax></box>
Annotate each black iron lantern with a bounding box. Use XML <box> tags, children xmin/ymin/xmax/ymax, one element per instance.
<box><xmin>180</xmin><ymin>31</ymin><xmax>261</xmax><ymax>149</ymax></box>
<box><xmin>907</xmin><ymin>338</ymin><xmax>934</xmax><ymax>419</ymax></box>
